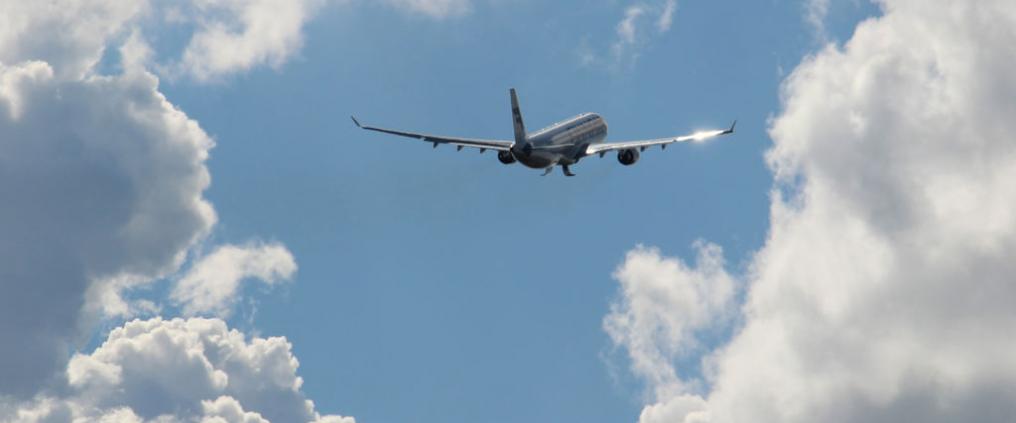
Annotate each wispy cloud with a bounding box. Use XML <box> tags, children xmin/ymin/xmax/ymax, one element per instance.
<box><xmin>805</xmin><ymin>0</ymin><xmax>831</xmax><ymax>41</ymax></box>
<box><xmin>657</xmin><ymin>0</ymin><xmax>678</xmax><ymax>32</ymax></box>
<box><xmin>583</xmin><ymin>1</ymin><xmax>681</xmax><ymax>71</ymax></box>
<box><xmin>611</xmin><ymin>4</ymin><xmax>649</xmax><ymax>64</ymax></box>
<box><xmin>386</xmin><ymin>0</ymin><xmax>472</xmax><ymax>19</ymax></box>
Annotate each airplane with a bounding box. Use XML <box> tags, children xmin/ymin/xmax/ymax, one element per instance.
<box><xmin>351</xmin><ymin>88</ymin><xmax>735</xmax><ymax>177</ymax></box>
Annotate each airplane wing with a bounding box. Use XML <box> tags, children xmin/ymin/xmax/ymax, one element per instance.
<box><xmin>351</xmin><ymin>116</ymin><xmax>514</xmax><ymax>152</ymax></box>
<box><xmin>584</xmin><ymin>121</ymin><xmax>736</xmax><ymax>157</ymax></box>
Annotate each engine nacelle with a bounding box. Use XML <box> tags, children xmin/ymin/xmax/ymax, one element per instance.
<box><xmin>617</xmin><ymin>148</ymin><xmax>640</xmax><ymax>166</ymax></box>
<box><xmin>498</xmin><ymin>150</ymin><xmax>517</xmax><ymax>165</ymax></box>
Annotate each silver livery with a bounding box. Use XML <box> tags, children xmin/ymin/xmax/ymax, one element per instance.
<box><xmin>352</xmin><ymin>88</ymin><xmax>734</xmax><ymax>176</ymax></box>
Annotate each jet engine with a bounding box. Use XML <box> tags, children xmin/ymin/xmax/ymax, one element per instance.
<box><xmin>617</xmin><ymin>148</ymin><xmax>640</xmax><ymax>166</ymax></box>
<box><xmin>498</xmin><ymin>150</ymin><xmax>517</xmax><ymax>165</ymax></box>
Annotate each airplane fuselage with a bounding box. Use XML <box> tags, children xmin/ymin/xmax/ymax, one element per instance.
<box><xmin>511</xmin><ymin>113</ymin><xmax>607</xmax><ymax>169</ymax></box>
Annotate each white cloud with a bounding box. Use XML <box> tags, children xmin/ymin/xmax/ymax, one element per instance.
<box><xmin>172</xmin><ymin>242</ymin><xmax>298</xmax><ymax>318</ymax></box>
<box><xmin>0</xmin><ymin>0</ymin><xmax>327</xmax><ymax>83</ymax></box>
<box><xmin>657</xmin><ymin>0</ymin><xmax>677</xmax><ymax>32</ymax></box>
<box><xmin>617</xmin><ymin>6</ymin><xmax>648</xmax><ymax>46</ymax></box>
<box><xmin>0</xmin><ymin>6</ymin><xmax>346</xmax><ymax>423</ymax></box>
<box><xmin>589</xmin><ymin>1</ymin><xmax>680</xmax><ymax>69</ymax></box>
<box><xmin>604</xmin><ymin>243</ymin><xmax>736</xmax><ymax>401</ymax></box>
<box><xmin>172</xmin><ymin>0</ymin><xmax>327</xmax><ymax>81</ymax></box>
<box><xmin>385</xmin><ymin>0</ymin><xmax>471</xmax><ymax>18</ymax></box>
<box><xmin>7</xmin><ymin>318</ymin><xmax>354</xmax><ymax>423</ymax></box>
<box><xmin>0</xmin><ymin>1</ymin><xmax>144</xmax><ymax>78</ymax></box>
<box><xmin>609</xmin><ymin>5</ymin><xmax>649</xmax><ymax>68</ymax></box>
<box><xmin>0</xmin><ymin>58</ymin><xmax>216</xmax><ymax>396</ymax></box>
<box><xmin>607</xmin><ymin>1</ymin><xmax>1016</xmax><ymax>422</ymax></box>
<box><xmin>201</xmin><ymin>396</ymin><xmax>270</xmax><ymax>423</ymax></box>
<box><xmin>805</xmin><ymin>0</ymin><xmax>831</xmax><ymax>38</ymax></box>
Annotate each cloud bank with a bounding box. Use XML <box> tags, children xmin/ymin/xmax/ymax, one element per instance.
<box><xmin>0</xmin><ymin>55</ymin><xmax>217</xmax><ymax>397</ymax></box>
<box><xmin>606</xmin><ymin>1</ymin><xmax>1016</xmax><ymax>422</ymax></box>
<box><xmin>0</xmin><ymin>1</ymin><xmax>350</xmax><ymax>421</ymax></box>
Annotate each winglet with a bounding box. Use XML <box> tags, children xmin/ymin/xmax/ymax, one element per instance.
<box><xmin>723</xmin><ymin>120</ymin><xmax>737</xmax><ymax>135</ymax></box>
<box><xmin>351</xmin><ymin>116</ymin><xmax>362</xmax><ymax>128</ymax></box>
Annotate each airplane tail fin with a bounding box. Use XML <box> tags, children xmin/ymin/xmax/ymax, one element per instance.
<box><xmin>510</xmin><ymin>88</ymin><xmax>528</xmax><ymax>147</ymax></box>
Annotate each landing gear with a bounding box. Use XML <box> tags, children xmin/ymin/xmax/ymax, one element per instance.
<box><xmin>540</xmin><ymin>165</ymin><xmax>576</xmax><ymax>177</ymax></box>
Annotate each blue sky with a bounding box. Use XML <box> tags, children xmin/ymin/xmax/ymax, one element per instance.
<box><xmin>151</xmin><ymin>2</ymin><xmax>873</xmax><ymax>422</ymax></box>
<box><xmin>7</xmin><ymin>1</ymin><xmax>1016</xmax><ymax>422</ymax></box>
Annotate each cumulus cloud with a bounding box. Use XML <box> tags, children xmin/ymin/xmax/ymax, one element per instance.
<box><xmin>604</xmin><ymin>243</ymin><xmax>736</xmax><ymax>401</ymax></box>
<box><xmin>0</xmin><ymin>4</ymin><xmax>345</xmax><ymax>423</ymax></box>
<box><xmin>7</xmin><ymin>318</ymin><xmax>354</xmax><ymax>423</ymax></box>
<box><xmin>607</xmin><ymin>1</ymin><xmax>1016</xmax><ymax>422</ymax></box>
<box><xmin>170</xmin><ymin>0</ymin><xmax>327</xmax><ymax>81</ymax></box>
<box><xmin>0</xmin><ymin>57</ymin><xmax>216</xmax><ymax>396</ymax></box>
<box><xmin>0</xmin><ymin>1</ymin><xmax>143</xmax><ymax>78</ymax></box>
<box><xmin>0</xmin><ymin>0</ymin><xmax>325</xmax><ymax>82</ymax></box>
<box><xmin>172</xmin><ymin>242</ymin><xmax>298</xmax><ymax>317</ymax></box>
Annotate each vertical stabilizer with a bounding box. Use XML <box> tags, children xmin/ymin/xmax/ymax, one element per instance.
<box><xmin>510</xmin><ymin>88</ymin><xmax>528</xmax><ymax>148</ymax></box>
